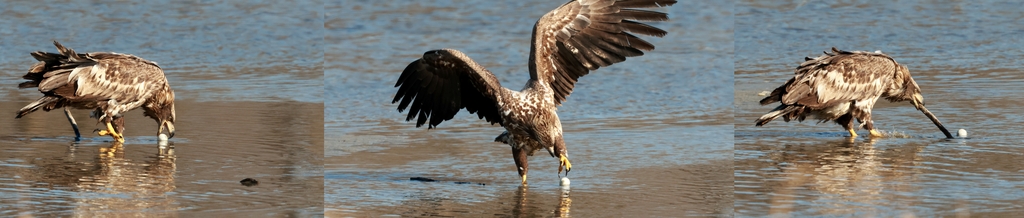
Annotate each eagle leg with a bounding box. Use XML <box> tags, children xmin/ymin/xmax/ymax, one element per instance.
<box><xmin>837</xmin><ymin>114</ymin><xmax>857</xmax><ymax>137</ymax></box>
<box><xmin>97</xmin><ymin>121</ymin><xmax>125</xmax><ymax>143</ymax></box>
<box><xmin>63</xmin><ymin>108</ymin><xmax>81</xmax><ymax>141</ymax></box>
<box><xmin>558</xmin><ymin>156</ymin><xmax>572</xmax><ymax>177</ymax></box>
<box><xmin>512</xmin><ymin>145</ymin><xmax>529</xmax><ymax>185</ymax></box>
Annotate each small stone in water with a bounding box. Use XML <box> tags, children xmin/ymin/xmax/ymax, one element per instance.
<box><xmin>158</xmin><ymin>133</ymin><xmax>169</xmax><ymax>141</ymax></box>
<box><xmin>560</xmin><ymin>177</ymin><xmax>570</xmax><ymax>186</ymax></box>
<box><xmin>240</xmin><ymin>178</ymin><xmax>259</xmax><ymax>186</ymax></box>
<box><xmin>957</xmin><ymin>129</ymin><xmax>967</xmax><ymax>137</ymax></box>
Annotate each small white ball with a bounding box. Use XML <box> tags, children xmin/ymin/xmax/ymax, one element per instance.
<box><xmin>158</xmin><ymin>133</ymin><xmax>169</xmax><ymax>141</ymax></box>
<box><xmin>957</xmin><ymin>129</ymin><xmax>967</xmax><ymax>137</ymax></box>
<box><xmin>560</xmin><ymin>177</ymin><xmax>570</xmax><ymax>186</ymax></box>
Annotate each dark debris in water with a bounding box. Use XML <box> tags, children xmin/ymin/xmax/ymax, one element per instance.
<box><xmin>410</xmin><ymin>177</ymin><xmax>485</xmax><ymax>185</ymax></box>
<box><xmin>410</xmin><ymin>177</ymin><xmax>437</xmax><ymax>182</ymax></box>
<box><xmin>240</xmin><ymin>178</ymin><xmax>259</xmax><ymax>186</ymax></box>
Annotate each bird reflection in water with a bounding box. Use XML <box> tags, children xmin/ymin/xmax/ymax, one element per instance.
<box><xmin>764</xmin><ymin>137</ymin><xmax>937</xmax><ymax>216</ymax></box>
<box><xmin>556</xmin><ymin>186</ymin><xmax>571</xmax><ymax>217</ymax></box>
<box><xmin>71</xmin><ymin>141</ymin><xmax>177</xmax><ymax>216</ymax></box>
<box><xmin>511</xmin><ymin>184</ymin><xmax>572</xmax><ymax>218</ymax></box>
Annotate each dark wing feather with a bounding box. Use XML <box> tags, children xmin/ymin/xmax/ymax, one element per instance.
<box><xmin>393</xmin><ymin>49</ymin><xmax>505</xmax><ymax>129</ymax></box>
<box><xmin>760</xmin><ymin>48</ymin><xmax>900</xmax><ymax>109</ymax></box>
<box><xmin>530</xmin><ymin>0</ymin><xmax>676</xmax><ymax>105</ymax></box>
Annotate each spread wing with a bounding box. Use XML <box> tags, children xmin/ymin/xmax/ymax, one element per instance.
<box><xmin>761</xmin><ymin>48</ymin><xmax>899</xmax><ymax>109</ymax></box>
<box><xmin>393</xmin><ymin>49</ymin><xmax>505</xmax><ymax>129</ymax></box>
<box><xmin>531</xmin><ymin>0</ymin><xmax>676</xmax><ymax>105</ymax></box>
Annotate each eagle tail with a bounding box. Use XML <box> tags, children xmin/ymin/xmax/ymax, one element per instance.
<box><xmin>755</xmin><ymin>105</ymin><xmax>803</xmax><ymax>126</ymax></box>
<box><xmin>16</xmin><ymin>96</ymin><xmax>62</xmax><ymax>118</ymax></box>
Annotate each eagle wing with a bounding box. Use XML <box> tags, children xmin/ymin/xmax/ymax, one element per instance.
<box><xmin>69</xmin><ymin>52</ymin><xmax>167</xmax><ymax>105</ymax></box>
<box><xmin>530</xmin><ymin>0</ymin><xmax>676</xmax><ymax>105</ymax></box>
<box><xmin>17</xmin><ymin>41</ymin><xmax>166</xmax><ymax>116</ymax></box>
<box><xmin>393</xmin><ymin>49</ymin><xmax>505</xmax><ymax>129</ymax></box>
<box><xmin>763</xmin><ymin>48</ymin><xmax>898</xmax><ymax>109</ymax></box>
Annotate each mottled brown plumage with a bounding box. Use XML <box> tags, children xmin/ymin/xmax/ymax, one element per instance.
<box><xmin>16</xmin><ymin>41</ymin><xmax>176</xmax><ymax>142</ymax></box>
<box><xmin>392</xmin><ymin>0</ymin><xmax>676</xmax><ymax>184</ymax></box>
<box><xmin>756</xmin><ymin>47</ymin><xmax>952</xmax><ymax>138</ymax></box>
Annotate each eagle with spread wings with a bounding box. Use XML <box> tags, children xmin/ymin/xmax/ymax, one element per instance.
<box><xmin>756</xmin><ymin>47</ymin><xmax>952</xmax><ymax>138</ymax></box>
<box><xmin>17</xmin><ymin>41</ymin><xmax>176</xmax><ymax>143</ymax></box>
<box><xmin>392</xmin><ymin>0</ymin><xmax>676</xmax><ymax>184</ymax></box>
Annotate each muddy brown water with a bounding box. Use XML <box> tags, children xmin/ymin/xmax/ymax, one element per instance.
<box><xmin>325</xmin><ymin>0</ymin><xmax>733</xmax><ymax>217</ymax></box>
<box><xmin>735</xmin><ymin>0</ymin><xmax>1024</xmax><ymax>217</ymax></box>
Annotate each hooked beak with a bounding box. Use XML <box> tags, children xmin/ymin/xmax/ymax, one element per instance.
<box><xmin>159</xmin><ymin>120</ymin><xmax>175</xmax><ymax>139</ymax></box>
<box><xmin>512</xmin><ymin>146</ymin><xmax>529</xmax><ymax>184</ymax></box>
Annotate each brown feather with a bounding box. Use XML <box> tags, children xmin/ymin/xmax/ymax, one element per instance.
<box><xmin>529</xmin><ymin>0</ymin><xmax>673</xmax><ymax>105</ymax></box>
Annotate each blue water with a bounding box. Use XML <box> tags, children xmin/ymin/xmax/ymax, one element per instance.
<box><xmin>0</xmin><ymin>0</ymin><xmax>323</xmax><ymax>103</ymax></box>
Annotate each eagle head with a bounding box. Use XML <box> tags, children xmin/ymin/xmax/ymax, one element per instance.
<box><xmin>146</xmin><ymin>88</ymin><xmax>176</xmax><ymax>140</ymax></box>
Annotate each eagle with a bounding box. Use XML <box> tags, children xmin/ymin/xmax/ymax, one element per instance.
<box><xmin>392</xmin><ymin>0</ymin><xmax>676</xmax><ymax>184</ymax></box>
<box><xmin>16</xmin><ymin>41</ymin><xmax>176</xmax><ymax>143</ymax></box>
<box><xmin>756</xmin><ymin>47</ymin><xmax>953</xmax><ymax>138</ymax></box>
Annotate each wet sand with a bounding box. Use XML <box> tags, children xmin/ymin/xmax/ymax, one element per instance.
<box><xmin>0</xmin><ymin>100</ymin><xmax>324</xmax><ymax>216</ymax></box>
<box><xmin>326</xmin><ymin>158</ymin><xmax>733</xmax><ymax>217</ymax></box>
<box><xmin>325</xmin><ymin>116</ymin><xmax>734</xmax><ymax>217</ymax></box>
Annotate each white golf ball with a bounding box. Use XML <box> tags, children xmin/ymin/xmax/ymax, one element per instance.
<box><xmin>957</xmin><ymin>129</ymin><xmax>967</xmax><ymax>137</ymax></box>
<box><xmin>560</xmin><ymin>177</ymin><xmax>570</xmax><ymax>186</ymax></box>
<box><xmin>158</xmin><ymin>133</ymin><xmax>169</xmax><ymax>141</ymax></box>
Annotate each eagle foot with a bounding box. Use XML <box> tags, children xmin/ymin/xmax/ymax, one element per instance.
<box><xmin>97</xmin><ymin>122</ymin><xmax>125</xmax><ymax>143</ymax></box>
<box><xmin>869</xmin><ymin>129</ymin><xmax>884</xmax><ymax>137</ymax></box>
<box><xmin>558</xmin><ymin>156</ymin><xmax>572</xmax><ymax>177</ymax></box>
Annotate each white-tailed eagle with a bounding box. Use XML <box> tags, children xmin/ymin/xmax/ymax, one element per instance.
<box><xmin>392</xmin><ymin>0</ymin><xmax>677</xmax><ymax>184</ymax></box>
<box><xmin>756</xmin><ymin>47</ymin><xmax>952</xmax><ymax>138</ymax></box>
<box><xmin>17</xmin><ymin>41</ymin><xmax>176</xmax><ymax>142</ymax></box>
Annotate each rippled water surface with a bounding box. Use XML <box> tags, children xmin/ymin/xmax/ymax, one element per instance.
<box><xmin>0</xmin><ymin>1</ymin><xmax>323</xmax><ymax>216</ymax></box>
<box><xmin>735</xmin><ymin>0</ymin><xmax>1024</xmax><ymax>216</ymax></box>
<box><xmin>326</xmin><ymin>0</ymin><xmax>733</xmax><ymax>216</ymax></box>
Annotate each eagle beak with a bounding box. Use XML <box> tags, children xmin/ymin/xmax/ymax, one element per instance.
<box><xmin>159</xmin><ymin>120</ymin><xmax>175</xmax><ymax>140</ymax></box>
<box><xmin>512</xmin><ymin>146</ymin><xmax>529</xmax><ymax>185</ymax></box>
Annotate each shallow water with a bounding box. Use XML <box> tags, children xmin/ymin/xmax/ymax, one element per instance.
<box><xmin>325</xmin><ymin>0</ymin><xmax>733</xmax><ymax>216</ymax></box>
<box><xmin>0</xmin><ymin>0</ymin><xmax>323</xmax><ymax>216</ymax></box>
<box><xmin>735</xmin><ymin>0</ymin><xmax>1024</xmax><ymax>216</ymax></box>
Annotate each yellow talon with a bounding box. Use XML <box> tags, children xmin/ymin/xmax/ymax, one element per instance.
<box><xmin>869</xmin><ymin>129</ymin><xmax>884</xmax><ymax>137</ymax></box>
<box><xmin>559</xmin><ymin>156</ymin><xmax>572</xmax><ymax>176</ymax></box>
<box><xmin>521</xmin><ymin>175</ymin><xmax>528</xmax><ymax>185</ymax></box>
<box><xmin>98</xmin><ymin>122</ymin><xmax>124</xmax><ymax>143</ymax></box>
<box><xmin>847</xmin><ymin>129</ymin><xmax>858</xmax><ymax>137</ymax></box>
